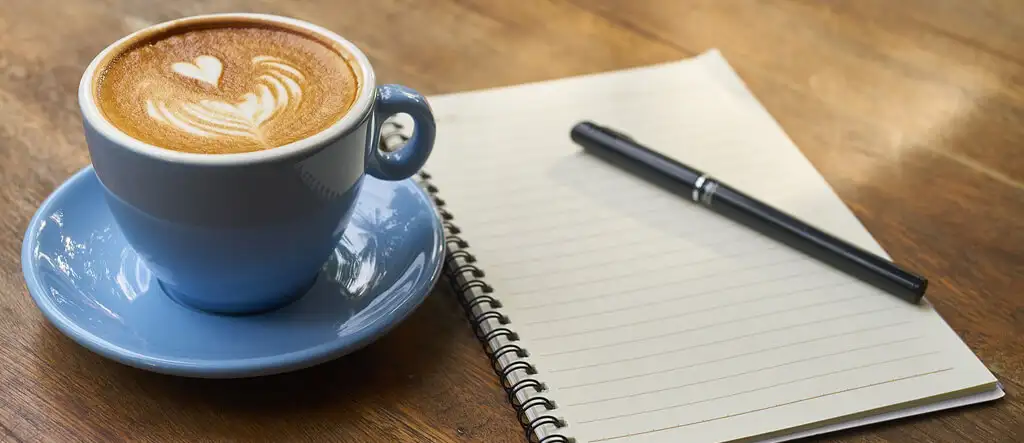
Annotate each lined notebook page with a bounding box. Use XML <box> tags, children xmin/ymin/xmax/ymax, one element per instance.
<box><xmin>416</xmin><ymin>51</ymin><xmax>998</xmax><ymax>443</ymax></box>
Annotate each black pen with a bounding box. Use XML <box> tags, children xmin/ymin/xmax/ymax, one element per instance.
<box><xmin>569</xmin><ymin>120</ymin><xmax>927</xmax><ymax>304</ymax></box>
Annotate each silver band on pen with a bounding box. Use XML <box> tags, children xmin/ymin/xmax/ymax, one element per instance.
<box><xmin>700</xmin><ymin>180</ymin><xmax>718</xmax><ymax>206</ymax></box>
<box><xmin>692</xmin><ymin>174</ymin><xmax>718</xmax><ymax>206</ymax></box>
<box><xmin>692</xmin><ymin>176</ymin><xmax>706</xmax><ymax>203</ymax></box>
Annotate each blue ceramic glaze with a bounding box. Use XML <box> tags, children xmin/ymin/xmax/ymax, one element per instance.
<box><xmin>21</xmin><ymin>166</ymin><xmax>445</xmax><ymax>378</ymax></box>
<box><xmin>78</xmin><ymin>14</ymin><xmax>436</xmax><ymax>315</ymax></box>
<box><xmin>366</xmin><ymin>84</ymin><xmax>436</xmax><ymax>181</ymax></box>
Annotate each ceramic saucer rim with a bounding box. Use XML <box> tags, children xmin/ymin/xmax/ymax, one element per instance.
<box><xmin>21</xmin><ymin>165</ymin><xmax>445</xmax><ymax>378</ymax></box>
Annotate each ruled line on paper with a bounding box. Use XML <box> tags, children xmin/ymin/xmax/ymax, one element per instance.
<box><xmin>493</xmin><ymin>252</ymin><xmax>796</xmax><ymax>300</ymax></box>
<box><xmin>490</xmin><ymin>235</ymin><xmax>772</xmax><ymax>282</ymax></box>
<box><xmin>428</xmin><ymin>127</ymin><xmax>760</xmax><ymax>194</ymax></box>
<box><xmin>533</xmin><ymin>293</ymin><xmax>866</xmax><ymax>351</ymax></box>
<box><xmin>432</xmin><ymin>147</ymin><xmax>793</xmax><ymax>206</ymax></box>
<box><xmin>525</xmin><ymin>282</ymin><xmax>855</xmax><ymax>340</ymax></box>
<box><xmin>435</xmin><ymin>170</ymin><xmax>684</xmax><ymax>222</ymax></box>
<box><xmin>517</xmin><ymin>272</ymin><xmax>832</xmax><ymax>324</ymax></box>
<box><xmin>561</xmin><ymin>335</ymin><xmax>925</xmax><ymax>406</ymax></box>
<box><xmin>460</xmin><ymin>193</ymin><xmax>757</xmax><ymax>248</ymax></box>
<box><xmin>541</xmin><ymin>306</ymin><xmax>898</xmax><ymax>364</ymax></box>
<box><xmin>588</xmin><ymin>368</ymin><xmax>955</xmax><ymax>442</ymax></box>
<box><xmin>553</xmin><ymin>320</ymin><xmax>914</xmax><ymax>383</ymax></box>
<box><xmin>431</xmin><ymin>149</ymin><xmax>795</xmax><ymax>206</ymax></box>
<box><xmin>576</xmin><ymin>351</ymin><xmax>943</xmax><ymax>424</ymax></box>
<box><xmin>495</xmin><ymin>241</ymin><xmax>783</xmax><ymax>284</ymax></box>
<box><xmin>467</xmin><ymin>217</ymin><xmax>696</xmax><ymax>260</ymax></box>
<box><xmin>436</xmin><ymin>176</ymin><xmax>673</xmax><ymax>218</ymax></box>
<box><xmin>454</xmin><ymin>193</ymin><xmax>682</xmax><ymax>237</ymax></box>
<box><xmin>429</xmin><ymin>120</ymin><xmax>773</xmax><ymax>185</ymax></box>
<box><xmin>508</xmin><ymin>258</ymin><xmax>813</xmax><ymax>310</ymax></box>
<box><xmin>477</xmin><ymin>224</ymin><xmax>754</xmax><ymax>268</ymax></box>
<box><xmin>491</xmin><ymin>248</ymin><xmax>794</xmax><ymax>300</ymax></box>
<box><xmin>450</xmin><ymin>186</ymin><xmax>756</xmax><ymax>241</ymax></box>
<box><xmin>443</xmin><ymin>154</ymin><xmax>813</xmax><ymax>226</ymax></box>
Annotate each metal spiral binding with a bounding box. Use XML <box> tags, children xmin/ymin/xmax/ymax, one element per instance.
<box><xmin>381</xmin><ymin>120</ymin><xmax>573</xmax><ymax>443</ymax></box>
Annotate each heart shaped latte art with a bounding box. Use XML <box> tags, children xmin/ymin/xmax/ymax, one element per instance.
<box><xmin>146</xmin><ymin>55</ymin><xmax>305</xmax><ymax>143</ymax></box>
<box><xmin>171</xmin><ymin>55</ymin><xmax>223</xmax><ymax>87</ymax></box>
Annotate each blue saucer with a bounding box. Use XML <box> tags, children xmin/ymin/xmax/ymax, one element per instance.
<box><xmin>21</xmin><ymin>166</ymin><xmax>444</xmax><ymax>378</ymax></box>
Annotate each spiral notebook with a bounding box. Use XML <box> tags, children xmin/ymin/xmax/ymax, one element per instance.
<box><xmin>382</xmin><ymin>50</ymin><xmax>1002</xmax><ymax>443</ymax></box>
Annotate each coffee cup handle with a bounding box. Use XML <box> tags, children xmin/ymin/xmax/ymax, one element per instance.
<box><xmin>365</xmin><ymin>84</ymin><xmax>436</xmax><ymax>181</ymax></box>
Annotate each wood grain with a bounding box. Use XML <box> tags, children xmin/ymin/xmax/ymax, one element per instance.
<box><xmin>0</xmin><ymin>0</ymin><xmax>1021</xmax><ymax>442</ymax></box>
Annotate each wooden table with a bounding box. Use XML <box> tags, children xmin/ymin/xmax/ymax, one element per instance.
<box><xmin>1</xmin><ymin>1</ymin><xmax>1021</xmax><ymax>441</ymax></box>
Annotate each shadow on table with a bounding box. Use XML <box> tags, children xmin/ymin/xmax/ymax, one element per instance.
<box><xmin>32</xmin><ymin>280</ymin><xmax>472</xmax><ymax>435</ymax></box>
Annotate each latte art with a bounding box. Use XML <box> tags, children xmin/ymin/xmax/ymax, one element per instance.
<box><xmin>172</xmin><ymin>55</ymin><xmax>223</xmax><ymax>87</ymax></box>
<box><xmin>147</xmin><ymin>55</ymin><xmax>306</xmax><ymax>142</ymax></box>
<box><xmin>95</xmin><ymin>22</ymin><xmax>360</xmax><ymax>154</ymax></box>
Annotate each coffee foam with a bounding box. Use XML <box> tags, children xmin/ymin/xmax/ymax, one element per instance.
<box><xmin>94</xmin><ymin>22</ymin><xmax>359</xmax><ymax>154</ymax></box>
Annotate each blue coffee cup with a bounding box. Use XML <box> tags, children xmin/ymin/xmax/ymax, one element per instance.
<box><xmin>77</xmin><ymin>13</ymin><xmax>436</xmax><ymax>315</ymax></box>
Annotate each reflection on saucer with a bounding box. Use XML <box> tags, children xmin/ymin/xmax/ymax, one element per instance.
<box><xmin>22</xmin><ymin>166</ymin><xmax>444</xmax><ymax>378</ymax></box>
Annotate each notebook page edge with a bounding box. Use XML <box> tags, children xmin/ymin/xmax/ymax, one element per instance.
<box><xmin>753</xmin><ymin>383</ymin><xmax>1004</xmax><ymax>443</ymax></box>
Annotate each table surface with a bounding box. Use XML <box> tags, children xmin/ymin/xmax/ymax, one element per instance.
<box><xmin>1</xmin><ymin>1</ymin><xmax>1022</xmax><ymax>442</ymax></box>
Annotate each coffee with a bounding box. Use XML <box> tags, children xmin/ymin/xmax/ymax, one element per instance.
<box><xmin>93</xmin><ymin>19</ymin><xmax>360</xmax><ymax>154</ymax></box>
